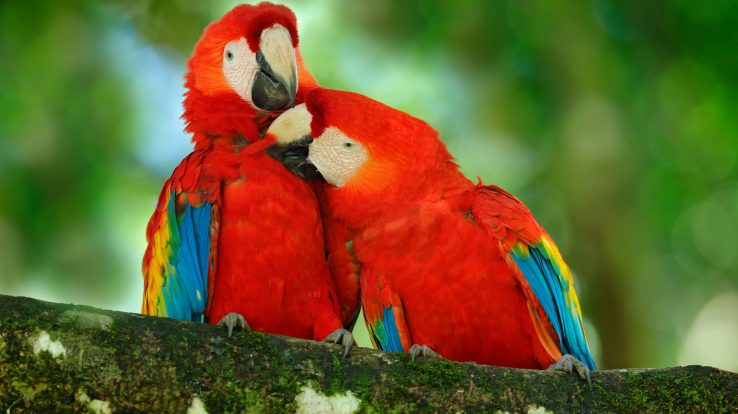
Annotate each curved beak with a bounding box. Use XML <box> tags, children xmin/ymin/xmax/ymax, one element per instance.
<box><xmin>266</xmin><ymin>104</ymin><xmax>312</xmax><ymax>144</ymax></box>
<box><xmin>252</xmin><ymin>25</ymin><xmax>297</xmax><ymax>111</ymax></box>
<box><xmin>265</xmin><ymin>104</ymin><xmax>321</xmax><ymax>179</ymax></box>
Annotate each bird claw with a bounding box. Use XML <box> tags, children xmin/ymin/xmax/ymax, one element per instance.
<box><xmin>323</xmin><ymin>328</ymin><xmax>355</xmax><ymax>358</ymax></box>
<box><xmin>546</xmin><ymin>354</ymin><xmax>592</xmax><ymax>386</ymax></box>
<box><xmin>216</xmin><ymin>312</ymin><xmax>250</xmax><ymax>337</ymax></box>
<box><xmin>408</xmin><ymin>344</ymin><xmax>440</xmax><ymax>362</ymax></box>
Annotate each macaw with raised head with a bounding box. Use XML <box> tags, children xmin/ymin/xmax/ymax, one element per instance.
<box><xmin>141</xmin><ymin>4</ymin><xmax>353</xmax><ymax>355</ymax></box>
<box><xmin>267</xmin><ymin>88</ymin><xmax>597</xmax><ymax>380</ymax></box>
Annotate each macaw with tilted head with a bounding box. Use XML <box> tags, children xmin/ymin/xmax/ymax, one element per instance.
<box><xmin>142</xmin><ymin>4</ymin><xmax>353</xmax><ymax>355</ymax></box>
<box><xmin>267</xmin><ymin>88</ymin><xmax>597</xmax><ymax>380</ymax></box>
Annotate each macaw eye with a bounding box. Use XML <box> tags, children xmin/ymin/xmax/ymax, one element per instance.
<box><xmin>343</xmin><ymin>142</ymin><xmax>353</xmax><ymax>149</ymax></box>
<box><xmin>225</xmin><ymin>50</ymin><xmax>234</xmax><ymax>61</ymax></box>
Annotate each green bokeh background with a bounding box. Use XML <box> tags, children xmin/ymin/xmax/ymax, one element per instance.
<box><xmin>1</xmin><ymin>0</ymin><xmax>737</xmax><ymax>371</ymax></box>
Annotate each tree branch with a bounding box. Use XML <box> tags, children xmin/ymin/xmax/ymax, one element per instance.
<box><xmin>0</xmin><ymin>294</ymin><xmax>735</xmax><ymax>413</ymax></box>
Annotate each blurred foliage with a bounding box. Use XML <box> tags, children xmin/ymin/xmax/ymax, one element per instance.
<box><xmin>1</xmin><ymin>0</ymin><xmax>736</xmax><ymax>371</ymax></box>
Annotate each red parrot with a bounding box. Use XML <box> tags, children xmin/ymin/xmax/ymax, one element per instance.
<box><xmin>141</xmin><ymin>4</ymin><xmax>352</xmax><ymax>353</ymax></box>
<box><xmin>268</xmin><ymin>88</ymin><xmax>597</xmax><ymax>379</ymax></box>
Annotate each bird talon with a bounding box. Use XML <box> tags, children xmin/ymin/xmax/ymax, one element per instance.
<box><xmin>547</xmin><ymin>354</ymin><xmax>592</xmax><ymax>387</ymax></box>
<box><xmin>216</xmin><ymin>312</ymin><xmax>250</xmax><ymax>337</ymax></box>
<box><xmin>408</xmin><ymin>344</ymin><xmax>440</xmax><ymax>362</ymax></box>
<box><xmin>323</xmin><ymin>328</ymin><xmax>355</xmax><ymax>358</ymax></box>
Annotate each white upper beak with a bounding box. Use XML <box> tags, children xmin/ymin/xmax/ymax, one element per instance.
<box><xmin>260</xmin><ymin>25</ymin><xmax>297</xmax><ymax>99</ymax></box>
<box><xmin>266</xmin><ymin>103</ymin><xmax>313</xmax><ymax>144</ymax></box>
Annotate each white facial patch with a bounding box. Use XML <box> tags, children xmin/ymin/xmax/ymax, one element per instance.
<box><xmin>222</xmin><ymin>38</ymin><xmax>258</xmax><ymax>104</ymax></box>
<box><xmin>308</xmin><ymin>127</ymin><xmax>369</xmax><ymax>187</ymax></box>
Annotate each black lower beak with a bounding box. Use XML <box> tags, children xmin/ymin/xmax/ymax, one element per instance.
<box><xmin>252</xmin><ymin>51</ymin><xmax>295</xmax><ymax>111</ymax></box>
<box><xmin>268</xmin><ymin>136</ymin><xmax>322</xmax><ymax>181</ymax></box>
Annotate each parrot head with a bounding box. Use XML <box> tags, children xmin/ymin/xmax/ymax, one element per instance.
<box><xmin>184</xmin><ymin>3</ymin><xmax>318</xmax><ymax>147</ymax></box>
<box><xmin>267</xmin><ymin>88</ymin><xmax>461</xmax><ymax>221</ymax></box>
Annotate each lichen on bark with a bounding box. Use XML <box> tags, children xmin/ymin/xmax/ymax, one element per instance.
<box><xmin>1</xmin><ymin>294</ymin><xmax>737</xmax><ymax>413</ymax></box>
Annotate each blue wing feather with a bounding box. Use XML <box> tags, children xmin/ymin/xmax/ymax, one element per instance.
<box><xmin>511</xmin><ymin>244</ymin><xmax>596</xmax><ymax>370</ymax></box>
<box><xmin>161</xmin><ymin>189</ymin><xmax>212</xmax><ymax>322</ymax></box>
<box><xmin>380</xmin><ymin>306</ymin><xmax>405</xmax><ymax>352</ymax></box>
<box><xmin>367</xmin><ymin>306</ymin><xmax>405</xmax><ymax>352</ymax></box>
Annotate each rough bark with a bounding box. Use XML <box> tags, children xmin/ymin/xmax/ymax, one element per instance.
<box><xmin>0</xmin><ymin>295</ymin><xmax>735</xmax><ymax>413</ymax></box>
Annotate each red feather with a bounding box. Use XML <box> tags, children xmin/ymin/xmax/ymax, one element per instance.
<box><xmin>142</xmin><ymin>4</ymin><xmax>343</xmax><ymax>341</ymax></box>
<box><xmin>309</xmin><ymin>88</ymin><xmax>592</xmax><ymax>368</ymax></box>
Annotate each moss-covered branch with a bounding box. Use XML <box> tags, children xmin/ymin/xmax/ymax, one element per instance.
<box><xmin>0</xmin><ymin>295</ymin><xmax>736</xmax><ymax>413</ymax></box>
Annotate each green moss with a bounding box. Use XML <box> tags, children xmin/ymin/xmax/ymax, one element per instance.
<box><xmin>626</xmin><ymin>371</ymin><xmax>642</xmax><ymax>386</ymax></box>
<box><xmin>61</xmin><ymin>310</ymin><xmax>113</xmax><ymax>332</ymax></box>
<box><xmin>234</xmin><ymin>387</ymin><xmax>270</xmax><ymax>414</ymax></box>
<box><xmin>12</xmin><ymin>379</ymin><xmax>48</xmax><ymax>402</ymax></box>
<box><xmin>413</xmin><ymin>359</ymin><xmax>467</xmax><ymax>388</ymax></box>
<box><xmin>3</xmin><ymin>296</ymin><xmax>738</xmax><ymax>413</ymax></box>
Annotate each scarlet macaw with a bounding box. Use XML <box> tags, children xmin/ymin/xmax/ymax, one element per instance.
<box><xmin>141</xmin><ymin>5</ymin><xmax>353</xmax><ymax>354</ymax></box>
<box><xmin>267</xmin><ymin>88</ymin><xmax>596</xmax><ymax>379</ymax></box>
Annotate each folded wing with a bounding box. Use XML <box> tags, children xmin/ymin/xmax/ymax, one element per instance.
<box><xmin>142</xmin><ymin>152</ymin><xmax>220</xmax><ymax>322</ymax></box>
<box><xmin>473</xmin><ymin>185</ymin><xmax>596</xmax><ymax>370</ymax></box>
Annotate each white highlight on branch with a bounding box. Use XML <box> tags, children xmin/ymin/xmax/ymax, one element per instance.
<box><xmin>88</xmin><ymin>399</ymin><xmax>112</xmax><ymax>414</ymax></box>
<box><xmin>76</xmin><ymin>390</ymin><xmax>112</xmax><ymax>414</ymax></box>
<box><xmin>295</xmin><ymin>385</ymin><xmax>360</xmax><ymax>414</ymax></box>
<box><xmin>31</xmin><ymin>331</ymin><xmax>67</xmax><ymax>358</ymax></box>
<box><xmin>187</xmin><ymin>396</ymin><xmax>208</xmax><ymax>414</ymax></box>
